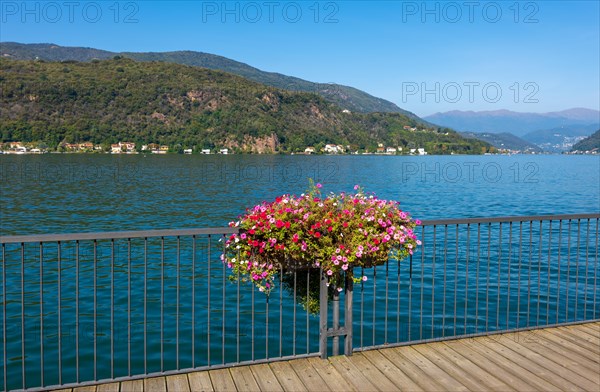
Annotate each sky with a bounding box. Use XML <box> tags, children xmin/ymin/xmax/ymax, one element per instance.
<box><xmin>1</xmin><ymin>0</ymin><xmax>599</xmax><ymax>117</ymax></box>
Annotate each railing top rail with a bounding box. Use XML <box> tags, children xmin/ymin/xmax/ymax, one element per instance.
<box><xmin>1</xmin><ymin>213</ymin><xmax>598</xmax><ymax>244</ymax></box>
<box><xmin>420</xmin><ymin>213</ymin><xmax>600</xmax><ymax>227</ymax></box>
<box><xmin>0</xmin><ymin>227</ymin><xmax>239</xmax><ymax>244</ymax></box>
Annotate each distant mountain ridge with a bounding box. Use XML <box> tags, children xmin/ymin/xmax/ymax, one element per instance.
<box><xmin>571</xmin><ymin>130</ymin><xmax>600</xmax><ymax>152</ymax></box>
<box><xmin>459</xmin><ymin>132</ymin><xmax>542</xmax><ymax>153</ymax></box>
<box><xmin>0</xmin><ymin>42</ymin><xmax>425</xmax><ymax>122</ymax></box>
<box><xmin>423</xmin><ymin>109</ymin><xmax>599</xmax><ymax>136</ymax></box>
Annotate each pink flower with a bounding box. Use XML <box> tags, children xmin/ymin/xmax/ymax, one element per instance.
<box><xmin>362</xmin><ymin>276</ymin><xmax>368</xmax><ymax>282</ymax></box>
<box><xmin>327</xmin><ymin>270</ymin><xmax>333</xmax><ymax>276</ymax></box>
<box><xmin>316</xmin><ymin>183</ymin><xmax>322</xmax><ymax>188</ymax></box>
<box><xmin>333</xmin><ymin>259</ymin><xmax>340</xmax><ymax>265</ymax></box>
<box><xmin>354</xmin><ymin>185</ymin><xmax>359</xmax><ymax>190</ymax></box>
<box><xmin>341</xmin><ymin>264</ymin><xmax>348</xmax><ymax>270</ymax></box>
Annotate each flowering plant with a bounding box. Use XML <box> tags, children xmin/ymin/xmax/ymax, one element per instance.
<box><xmin>222</xmin><ymin>181</ymin><xmax>421</xmax><ymax>295</ymax></box>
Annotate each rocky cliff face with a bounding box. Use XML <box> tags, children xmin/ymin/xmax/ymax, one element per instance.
<box><xmin>224</xmin><ymin>133</ymin><xmax>280</xmax><ymax>153</ymax></box>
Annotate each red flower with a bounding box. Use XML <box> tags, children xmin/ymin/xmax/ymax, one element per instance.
<box><xmin>314</xmin><ymin>232</ymin><xmax>321</xmax><ymax>238</ymax></box>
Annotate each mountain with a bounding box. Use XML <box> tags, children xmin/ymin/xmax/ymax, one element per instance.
<box><xmin>0</xmin><ymin>42</ymin><xmax>425</xmax><ymax>122</ymax></box>
<box><xmin>459</xmin><ymin>132</ymin><xmax>542</xmax><ymax>153</ymax></box>
<box><xmin>522</xmin><ymin>124</ymin><xmax>599</xmax><ymax>152</ymax></box>
<box><xmin>571</xmin><ymin>130</ymin><xmax>600</xmax><ymax>152</ymax></box>
<box><xmin>424</xmin><ymin>109</ymin><xmax>600</xmax><ymax>136</ymax></box>
<box><xmin>0</xmin><ymin>58</ymin><xmax>491</xmax><ymax>154</ymax></box>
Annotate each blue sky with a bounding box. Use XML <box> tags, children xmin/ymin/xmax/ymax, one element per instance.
<box><xmin>1</xmin><ymin>0</ymin><xmax>598</xmax><ymax>117</ymax></box>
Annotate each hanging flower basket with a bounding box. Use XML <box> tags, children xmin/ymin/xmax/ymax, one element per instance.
<box><xmin>222</xmin><ymin>181</ymin><xmax>421</xmax><ymax>301</ymax></box>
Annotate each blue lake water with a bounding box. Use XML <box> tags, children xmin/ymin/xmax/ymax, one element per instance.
<box><xmin>1</xmin><ymin>154</ymin><xmax>599</xmax><ymax>235</ymax></box>
<box><xmin>0</xmin><ymin>154</ymin><xmax>599</xmax><ymax>390</ymax></box>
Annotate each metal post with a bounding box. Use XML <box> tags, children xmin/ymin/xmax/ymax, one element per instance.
<box><xmin>344</xmin><ymin>270</ymin><xmax>354</xmax><ymax>356</ymax></box>
<box><xmin>319</xmin><ymin>269</ymin><xmax>328</xmax><ymax>359</ymax></box>
<box><xmin>332</xmin><ymin>289</ymin><xmax>340</xmax><ymax>356</ymax></box>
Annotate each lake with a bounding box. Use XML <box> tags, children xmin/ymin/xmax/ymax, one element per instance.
<box><xmin>0</xmin><ymin>153</ymin><xmax>599</xmax><ymax>390</ymax></box>
<box><xmin>1</xmin><ymin>154</ymin><xmax>598</xmax><ymax>235</ymax></box>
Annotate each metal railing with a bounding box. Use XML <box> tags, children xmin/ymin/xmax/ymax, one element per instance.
<box><xmin>1</xmin><ymin>213</ymin><xmax>599</xmax><ymax>391</ymax></box>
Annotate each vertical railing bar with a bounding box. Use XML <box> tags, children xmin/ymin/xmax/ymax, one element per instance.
<box><xmin>110</xmin><ymin>240</ymin><xmax>114</xmax><ymax>379</ymax></box>
<box><xmin>39</xmin><ymin>242</ymin><xmax>44</xmax><ymax>387</ymax></box>
<box><xmin>583</xmin><ymin>219</ymin><xmax>590</xmax><ymax>318</ymax></box>
<box><xmin>547</xmin><ymin>221</ymin><xmax>552</xmax><ymax>325</ymax></box>
<box><xmin>58</xmin><ymin>241</ymin><xmax>62</xmax><ymax>385</ymax></box>
<box><xmin>191</xmin><ymin>236</ymin><xmax>196</xmax><ymax>368</ymax></box>
<box><xmin>176</xmin><ymin>237</ymin><xmax>180</xmax><ymax>370</ymax></box>
<box><xmin>2</xmin><ymin>243</ymin><xmax>6</xmax><ymax>392</ymax></box>
<box><xmin>128</xmin><ymin>239</ymin><xmax>132</xmax><ymax>376</ymax></box>
<box><xmin>475</xmin><ymin>224</ymin><xmax>481</xmax><ymax>333</ymax></box>
<box><xmin>160</xmin><ymin>237</ymin><xmax>164</xmax><ymax>372</ymax></box>
<box><xmin>208</xmin><ymin>235</ymin><xmax>212</xmax><ymax>366</ymax></box>
<box><xmin>485</xmin><ymin>223</ymin><xmax>491</xmax><ymax>332</ymax></box>
<box><xmin>21</xmin><ymin>243</ymin><xmax>26</xmax><ymax>390</ymax></box>
<box><xmin>497</xmin><ymin>223</ymin><xmax>502</xmax><ymax>330</ymax></box>
<box><xmin>464</xmin><ymin>224</ymin><xmax>470</xmax><ymax>336</ymax></box>
<box><xmin>265</xmin><ymin>294</ymin><xmax>269</xmax><ymax>360</ymax></box>
<box><xmin>593</xmin><ymin>218</ymin><xmax>599</xmax><ymax>320</ymax></box>
<box><xmin>361</xmin><ymin>267</ymin><xmax>364</xmax><ymax>347</ymax></box>
<box><xmin>384</xmin><ymin>261</ymin><xmax>389</xmax><ymax>344</ymax></box>
<box><xmin>306</xmin><ymin>269</ymin><xmax>310</xmax><ymax>355</ymax></box>
<box><xmin>293</xmin><ymin>266</ymin><xmax>297</xmax><ymax>357</ymax></box>
<box><xmin>419</xmin><ymin>225</ymin><xmax>428</xmax><ymax>340</ymax></box>
<box><xmin>431</xmin><ymin>225</ymin><xmax>440</xmax><ymax>338</ymax></box>
<box><xmin>75</xmin><ymin>240</ymin><xmax>80</xmax><ymax>383</ymax></box>
<box><xmin>556</xmin><ymin>220</ymin><xmax>562</xmax><ymax>325</ymax></box>
<box><xmin>222</xmin><ymin>238</ymin><xmax>226</xmax><ymax>364</ymax></box>
<box><xmin>506</xmin><ymin>222</ymin><xmax>512</xmax><ymax>329</ymax></box>
<box><xmin>517</xmin><ymin>222</ymin><xmax>522</xmax><ymax>328</ymax></box>
<box><xmin>236</xmin><ymin>250</ymin><xmax>241</xmax><ymax>364</ymax></box>
<box><xmin>566</xmin><ymin>220</ymin><xmax>571</xmax><ymax>322</ymax></box>
<box><xmin>93</xmin><ymin>240</ymin><xmax>97</xmax><ymax>381</ymax></box>
<box><xmin>279</xmin><ymin>264</ymin><xmax>283</xmax><ymax>358</ymax></box>
<box><xmin>251</xmin><ymin>278</ymin><xmax>254</xmax><ymax>362</ymax></box>
<box><xmin>396</xmin><ymin>257</ymin><xmax>400</xmax><ymax>343</ymax></box>
<box><xmin>527</xmin><ymin>221</ymin><xmax>533</xmax><ymax>328</ymax></box>
<box><xmin>144</xmin><ymin>238</ymin><xmax>148</xmax><ymax>375</ymax></box>
<box><xmin>537</xmin><ymin>220</ymin><xmax>542</xmax><ymax>326</ymax></box>
<box><xmin>372</xmin><ymin>266</ymin><xmax>377</xmax><ymax>346</ymax></box>
<box><xmin>575</xmin><ymin>220</ymin><xmax>581</xmax><ymax>319</ymax></box>
<box><xmin>453</xmin><ymin>224</ymin><xmax>458</xmax><ymax>336</ymax></box>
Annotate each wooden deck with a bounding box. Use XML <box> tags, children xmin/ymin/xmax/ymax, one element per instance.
<box><xmin>56</xmin><ymin>322</ymin><xmax>599</xmax><ymax>392</ymax></box>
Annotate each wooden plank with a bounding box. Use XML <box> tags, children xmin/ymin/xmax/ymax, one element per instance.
<box><xmin>517</xmin><ymin>332</ymin><xmax>600</xmax><ymax>383</ymax></box>
<box><xmin>144</xmin><ymin>376</ymin><xmax>167</xmax><ymax>392</ymax></box>
<box><xmin>96</xmin><ymin>383</ymin><xmax>120</xmax><ymax>392</ymax></box>
<box><xmin>166</xmin><ymin>374</ymin><xmax>191</xmax><ymax>392</ymax></box>
<box><xmin>497</xmin><ymin>333</ymin><xmax>599</xmax><ymax>391</ymax></box>
<box><xmin>542</xmin><ymin>329</ymin><xmax>600</xmax><ymax>362</ymax></box>
<box><xmin>327</xmin><ymin>355</ymin><xmax>380</xmax><ymax>391</ymax></box>
<box><xmin>417</xmin><ymin>342</ymin><xmax>516</xmax><ymax>391</ymax></box>
<box><xmin>269</xmin><ymin>361</ymin><xmax>308</xmax><ymax>392</ymax></box>
<box><xmin>230</xmin><ymin>366</ymin><xmax>261</xmax><ymax>392</ymax></box>
<box><xmin>72</xmin><ymin>387</ymin><xmax>96</xmax><ymax>392</ymax></box>
<box><xmin>534</xmin><ymin>331</ymin><xmax>600</xmax><ymax>374</ymax></box>
<box><xmin>379</xmin><ymin>347</ymin><xmax>446</xmax><ymax>391</ymax></box>
<box><xmin>360</xmin><ymin>350</ymin><xmax>424</xmax><ymax>391</ymax></box>
<box><xmin>440</xmin><ymin>340</ymin><xmax>536</xmax><ymax>391</ymax></box>
<box><xmin>473</xmin><ymin>337</ymin><xmax>580</xmax><ymax>391</ymax></box>
<box><xmin>188</xmin><ymin>371</ymin><xmax>215</xmax><ymax>392</ymax></box>
<box><xmin>344</xmin><ymin>353</ymin><xmax>401</xmax><ymax>391</ymax></box>
<box><xmin>458</xmin><ymin>339</ymin><xmax>561</xmax><ymax>391</ymax></box>
<box><xmin>287</xmin><ymin>358</ymin><xmax>330</xmax><ymax>391</ymax></box>
<box><xmin>400</xmin><ymin>346</ymin><xmax>469</xmax><ymax>391</ymax></box>
<box><xmin>576</xmin><ymin>324</ymin><xmax>600</xmax><ymax>338</ymax></box>
<box><xmin>51</xmin><ymin>389</ymin><xmax>72</xmax><ymax>392</ymax></box>
<box><xmin>249</xmin><ymin>363</ymin><xmax>284</xmax><ymax>392</ymax></box>
<box><xmin>565</xmin><ymin>324</ymin><xmax>600</xmax><ymax>342</ymax></box>
<box><xmin>544</xmin><ymin>328</ymin><xmax>600</xmax><ymax>357</ymax></box>
<box><xmin>306</xmin><ymin>357</ymin><xmax>356</xmax><ymax>392</ymax></box>
<box><xmin>209</xmin><ymin>368</ymin><xmax>237</xmax><ymax>392</ymax></box>
<box><xmin>583</xmin><ymin>322</ymin><xmax>600</xmax><ymax>332</ymax></box>
<box><xmin>120</xmin><ymin>379</ymin><xmax>144</xmax><ymax>392</ymax></box>
<box><xmin>552</xmin><ymin>328</ymin><xmax>600</xmax><ymax>354</ymax></box>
